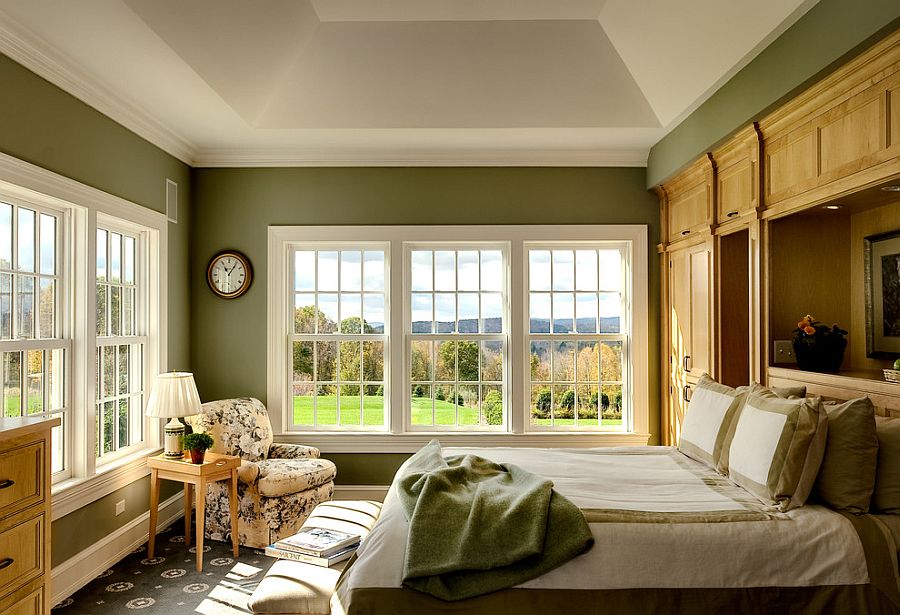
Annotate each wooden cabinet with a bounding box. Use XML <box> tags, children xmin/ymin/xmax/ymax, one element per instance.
<box><xmin>668</xmin><ymin>241</ymin><xmax>713</xmax><ymax>382</ymax></box>
<box><xmin>0</xmin><ymin>418</ymin><xmax>58</xmax><ymax>615</ymax></box>
<box><xmin>760</xmin><ymin>33</ymin><xmax>900</xmax><ymax>216</ymax></box>
<box><xmin>661</xmin><ymin>154</ymin><xmax>714</xmax><ymax>243</ymax></box>
<box><xmin>712</xmin><ymin>125</ymin><xmax>761</xmax><ymax>224</ymax></box>
<box><xmin>663</xmin><ymin>239</ymin><xmax>714</xmax><ymax>443</ymax></box>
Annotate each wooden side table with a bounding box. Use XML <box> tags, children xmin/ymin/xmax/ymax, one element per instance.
<box><xmin>147</xmin><ymin>452</ymin><xmax>241</xmax><ymax>571</ymax></box>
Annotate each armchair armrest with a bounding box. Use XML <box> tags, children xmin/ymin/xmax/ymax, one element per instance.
<box><xmin>268</xmin><ymin>443</ymin><xmax>320</xmax><ymax>460</ymax></box>
<box><xmin>237</xmin><ymin>459</ymin><xmax>260</xmax><ymax>485</ymax></box>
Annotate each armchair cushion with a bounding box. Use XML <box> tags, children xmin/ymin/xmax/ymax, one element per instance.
<box><xmin>268</xmin><ymin>442</ymin><xmax>320</xmax><ymax>459</ymax></box>
<box><xmin>256</xmin><ymin>458</ymin><xmax>337</xmax><ymax>498</ymax></box>
<box><xmin>191</xmin><ymin>397</ymin><xmax>274</xmax><ymax>461</ymax></box>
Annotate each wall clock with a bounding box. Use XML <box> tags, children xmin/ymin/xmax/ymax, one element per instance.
<box><xmin>207</xmin><ymin>250</ymin><xmax>252</xmax><ymax>298</ymax></box>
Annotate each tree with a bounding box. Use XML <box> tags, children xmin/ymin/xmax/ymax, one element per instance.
<box><xmin>483</xmin><ymin>390</ymin><xmax>503</xmax><ymax>426</ymax></box>
<box><xmin>438</xmin><ymin>341</ymin><xmax>478</xmax><ymax>381</ymax></box>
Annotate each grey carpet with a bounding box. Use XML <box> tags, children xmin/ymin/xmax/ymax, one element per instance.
<box><xmin>51</xmin><ymin>515</ymin><xmax>277</xmax><ymax>614</ymax></box>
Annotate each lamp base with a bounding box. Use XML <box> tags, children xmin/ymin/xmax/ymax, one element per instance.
<box><xmin>163</xmin><ymin>417</ymin><xmax>186</xmax><ymax>458</ymax></box>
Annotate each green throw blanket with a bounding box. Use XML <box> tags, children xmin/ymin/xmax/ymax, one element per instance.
<box><xmin>397</xmin><ymin>440</ymin><xmax>594</xmax><ymax>601</ymax></box>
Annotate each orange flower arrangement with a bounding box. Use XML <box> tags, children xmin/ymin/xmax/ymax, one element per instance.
<box><xmin>792</xmin><ymin>314</ymin><xmax>848</xmax><ymax>372</ymax></box>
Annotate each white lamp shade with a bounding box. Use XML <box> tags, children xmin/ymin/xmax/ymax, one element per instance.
<box><xmin>145</xmin><ymin>372</ymin><xmax>202</xmax><ymax>419</ymax></box>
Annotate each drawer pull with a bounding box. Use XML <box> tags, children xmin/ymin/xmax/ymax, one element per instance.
<box><xmin>0</xmin><ymin>479</ymin><xmax>13</xmax><ymax>490</ymax></box>
<box><xmin>681</xmin><ymin>230</ymin><xmax>690</xmax><ymax>236</ymax></box>
<box><xmin>727</xmin><ymin>210</ymin><xmax>739</xmax><ymax>218</ymax></box>
<box><xmin>0</xmin><ymin>558</ymin><xmax>13</xmax><ymax>570</ymax></box>
<box><xmin>683</xmin><ymin>385</ymin><xmax>692</xmax><ymax>403</ymax></box>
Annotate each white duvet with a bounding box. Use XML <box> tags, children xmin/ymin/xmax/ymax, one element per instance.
<box><xmin>334</xmin><ymin>446</ymin><xmax>880</xmax><ymax>611</ymax></box>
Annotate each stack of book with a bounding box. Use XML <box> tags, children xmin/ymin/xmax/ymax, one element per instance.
<box><xmin>265</xmin><ymin>526</ymin><xmax>361</xmax><ymax>567</ymax></box>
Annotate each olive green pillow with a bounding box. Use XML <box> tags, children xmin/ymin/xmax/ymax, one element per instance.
<box><xmin>812</xmin><ymin>397</ymin><xmax>877</xmax><ymax>512</ymax></box>
<box><xmin>873</xmin><ymin>416</ymin><xmax>900</xmax><ymax>514</ymax></box>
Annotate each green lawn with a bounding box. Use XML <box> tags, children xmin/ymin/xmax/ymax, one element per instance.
<box><xmin>292</xmin><ymin>395</ymin><xmax>621</xmax><ymax>428</ymax></box>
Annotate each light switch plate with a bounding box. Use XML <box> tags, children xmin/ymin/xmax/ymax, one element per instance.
<box><xmin>115</xmin><ymin>500</ymin><xmax>125</xmax><ymax>516</ymax></box>
<box><xmin>774</xmin><ymin>340</ymin><xmax>796</xmax><ymax>363</ymax></box>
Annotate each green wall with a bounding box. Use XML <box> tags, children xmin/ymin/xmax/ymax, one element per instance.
<box><xmin>646</xmin><ymin>0</ymin><xmax>900</xmax><ymax>187</ymax></box>
<box><xmin>0</xmin><ymin>52</ymin><xmax>192</xmax><ymax>564</ymax></box>
<box><xmin>190</xmin><ymin>167</ymin><xmax>661</xmax><ymax>482</ymax></box>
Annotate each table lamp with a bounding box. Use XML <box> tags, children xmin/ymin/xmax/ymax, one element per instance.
<box><xmin>146</xmin><ymin>372</ymin><xmax>202</xmax><ymax>458</ymax></box>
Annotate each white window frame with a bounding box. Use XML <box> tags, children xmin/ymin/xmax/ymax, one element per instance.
<box><xmin>524</xmin><ymin>242</ymin><xmax>631</xmax><ymax>432</ymax></box>
<box><xmin>94</xmin><ymin>218</ymin><xmax>152</xmax><ymax>465</ymax></box>
<box><xmin>403</xmin><ymin>242</ymin><xmax>509</xmax><ymax>432</ymax></box>
<box><xmin>0</xmin><ymin>196</ymin><xmax>72</xmax><ymax>480</ymax></box>
<box><xmin>288</xmin><ymin>242</ymin><xmax>391</xmax><ymax>431</ymax></box>
<box><xmin>268</xmin><ymin>225</ymin><xmax>649</xmax><ymax>453</ymax></box>
<box><xmin>0</xmin><ymin>152</ymin><xmax>167</xmax><ymax>520</ymax></box>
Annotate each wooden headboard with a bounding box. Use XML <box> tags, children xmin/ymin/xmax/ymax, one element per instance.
<box><xmin>768</xmin><ymin>367</ymin><xmax>900</xmax><ymax>418</ymax></box>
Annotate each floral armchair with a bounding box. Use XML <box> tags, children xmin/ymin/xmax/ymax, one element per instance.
<box><xmin>186</xmin><ymin>397</ymin><xmax>336</xmax><ymax>548</ymax></box>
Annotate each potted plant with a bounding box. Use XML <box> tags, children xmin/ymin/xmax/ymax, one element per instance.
<box><xmin>792</xmin><ymin>314</ymin><xmax>848</xmax><ymax>373</ymax></box>
<box><xmin>182</xmin><ymin>432</ymin><xmax>214</xmax><ymax>464</ymax></box>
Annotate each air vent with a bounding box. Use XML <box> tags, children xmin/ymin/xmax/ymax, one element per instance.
<box><xmin>166</xmin><ymin>179</ymin><xmax>178</xmax><ymax>224</ymax></box>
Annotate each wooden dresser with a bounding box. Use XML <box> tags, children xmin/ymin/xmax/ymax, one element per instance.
<box><xmin>0</xmin><ymin>417</ymin><xmax>59</xmax><ymax>615</ymax></box>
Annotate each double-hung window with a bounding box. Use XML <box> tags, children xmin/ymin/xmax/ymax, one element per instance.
<box><xmin>0</xmin><ymin>153</ymin><xmax>167</xmax><ymax>508</ymax></box>
<box><xmin>269</xmin><ymin>225</ymin><xmax>648</xmax><ymax>449</ymax></box>
<box><xmin>290</xmin><ymin>246</ymin><xmax>388</xmax><ymax>430</ymax></box>
<box><xmin>407</xmin><ymin>246</ymin><xmax>506</xmax><ymax>430</ymax></box>
<box><xmin>0</xmin><ymin>200</ymin><xmax>69</xmax><ymax>478</ymax></box>
<box><xmin>95</xmin><ymin>224</ymin><xmax>148</xmax><ymax>461</ymax></box>
<box><xmin>526</xmin><ymin>246</ymin><xmax>626</xmax><ymax>430</ymax></box>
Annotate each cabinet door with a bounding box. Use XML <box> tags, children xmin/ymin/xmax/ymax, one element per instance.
<box><xmin>667</xmin><ymin>184</ymin><xmax>709</xmax><ymax>242</ymax></box>
<box><xmin>688</xmin><ymin>245</ymin><xmax>712</xmax><ymax>377</ymax></box>
<box><xmin>668</xmin><ymin>244</ymin><xmax>712</xmax><ymax>379</ymax></box>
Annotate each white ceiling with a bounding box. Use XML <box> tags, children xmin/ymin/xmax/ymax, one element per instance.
<box><xmin>0</xmin><ymin>0</ymin><xmax>818</xmax><ymax>166</ymax></box>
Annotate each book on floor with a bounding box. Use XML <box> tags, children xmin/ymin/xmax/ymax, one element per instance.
<box><xmin>264</xmin><ymin>544</ymin><xmax>358</xmax><ymax>567</ymax></box>
<box><xmin>274</xmin><ymin>526</ymin><xmax>361</xmax><ymax>557</ymax></box>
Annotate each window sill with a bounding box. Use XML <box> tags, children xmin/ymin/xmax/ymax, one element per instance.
<box><xmin>275</xmin><ymin>432</ymin><xmax>651</xmax><ymax>453</ymax></box>
<box><xmin>51</xmin><ymin>447</ymin><xmax>163</xmax><ymax>521</ymax></box>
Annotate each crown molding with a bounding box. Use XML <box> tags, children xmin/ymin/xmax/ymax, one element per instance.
<box><xmin>193</xmin><ymin>147</ymin><xmax>649</xmax><ymax>168</ymax></box>
<box><xmin>0</xmin><ymin>9</ymin><xmax>197</xmax><ymax>165</ymax></box>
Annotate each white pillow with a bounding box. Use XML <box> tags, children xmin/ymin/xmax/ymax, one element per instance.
<box><xmin>678</xmin><ymin>374</ymin><xmax>746</xmax><ymax>469</ymax></box>
<box><xmin>727</xmin><ymin>393</ymin><xmax>828</xmax><ymax>511</ymax></box>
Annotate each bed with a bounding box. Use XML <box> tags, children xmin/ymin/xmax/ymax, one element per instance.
<box><xmin>332</xmin><ymin>445</ymin><xmax>900</xmax><ymax>614</ymax></box>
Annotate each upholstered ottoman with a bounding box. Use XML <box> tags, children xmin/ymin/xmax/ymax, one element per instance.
<box><xmin>249</xmin><ymin>500</ymin><xmax>383</xmax><ymax>615</ymax></box>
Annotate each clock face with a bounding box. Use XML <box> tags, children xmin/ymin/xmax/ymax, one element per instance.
<box><xmin>207</xmin><ymin>251</ymin><xmax>252</xmax><ymax>298</ymax></box>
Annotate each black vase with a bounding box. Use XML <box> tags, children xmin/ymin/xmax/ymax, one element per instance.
<box><xmin>793</xmin><ymin>335</ymin><xmax>847</xmax><ymax>372</ymax></box>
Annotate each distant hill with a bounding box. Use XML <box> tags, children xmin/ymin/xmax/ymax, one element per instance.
<box><xmin>408</xmin><ymin>317</ymin><xmax>620</xmax><ymax>334</ymax></box>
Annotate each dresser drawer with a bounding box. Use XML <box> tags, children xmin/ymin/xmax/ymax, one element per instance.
<box><xmin>0</xmin><ymin>587</ymin><xmax>42</xmax><ymax>615</ymax></box>
<box><xmin>0</xmin><ymin>515</ymin><xmax>43</xmax><ymax>596</ymax></box>
<box><xmin>0</xmin><ymin>442</ymin><xmax>44</xmax><ymax>519</ymax></box>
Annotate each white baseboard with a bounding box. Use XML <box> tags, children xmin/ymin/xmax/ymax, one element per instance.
<box><xmin>333</xmin><ymin>484</ymin><xmax>389</xmax><ymax>501</ymax></box>
<box><xmin>51</xmin><ymin>491</ymin><xmax>184</xmax><ymax>605</ymax></box>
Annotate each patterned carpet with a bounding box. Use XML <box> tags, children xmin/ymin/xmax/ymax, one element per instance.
<box><xmin>51</xmin><ymin>516</ymin><xmax>278</xmax><ymax>614</ymax></box>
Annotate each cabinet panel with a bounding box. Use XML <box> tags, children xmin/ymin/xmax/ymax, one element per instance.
<box><xmin>766</xmin><ymin>127</ymin><xmax>816</xmax><ymax>198</ymax></box>
<box><xmin>689</xmin><ymin>247</ymin><xmax>711</xmax><ymax>376</ymax></box>
<box><xmin>0</xmin><ymin>588</ymin><xmax>42</xmax><ymax>615</ymax></box>
<box><xmin>0</xmin><ymin>515</ymin><xmax>43</xmax><ymax>598</ymax></box>
<box><xmin>717</xmin><ymin>158</ymin><xmax>753</xmax><ymax>221</ymax></box>
<box><xmin>818</xmin><ymin>94</ymin><xmax>883</xmax><ymax>175</ymax></box>
<box><xmin>0</xmin><ymin>443</ymin><xmax>43</xmax><ymax>521</ymax></box>
<box><xmin>889</xmin><ymin>84</ymin><xmax>900</xmax><ymax>148</ymax></box>
<box><xmin>667</xmin><ymin>184</ymin><xmax>709</xmax><ymax>242</ymax></box>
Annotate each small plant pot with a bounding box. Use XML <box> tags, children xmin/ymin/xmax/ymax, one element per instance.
<box><xmin>793</xmin><ymin>336</ymin><xmax>847</xmax><ymax>373</ymax></box>
<box><xmin>188</xmin><ymin>449</ymin><xmax>206</xmax><ymax>464</ymax></box>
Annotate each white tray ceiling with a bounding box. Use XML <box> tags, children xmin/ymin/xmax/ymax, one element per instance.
<box><xmin>0</xmin><ymin>0</ymin><xmax>818</xmax><ymax>166</ymax></box>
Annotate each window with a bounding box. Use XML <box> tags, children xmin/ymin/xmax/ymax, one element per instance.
<box><xmin>290</xmin><ymin>247</ymin><xmax>388</xmax><ymax>430</ymax></box>
<box><xmin>268</xmin><ymin>225</ymin><xmax>648</xmax><ymax>450</ymax></box>
<box><xmin>95</xmin><ymin>226</ymin><xmax>147</xmax><ymax>461</ymax></box>
<box><xmin>407</xmin><ymin>247</ymin><xmax>506</xmax><ymax>429</ymax></box>
<box><xmin>0</xmin><ymin>200</ymin><xmax>69</xmax><ymax>477</ymax></box>
<box><xmin>526</xmin><ymin>247</ymin><xmax>626</xmax><ymax>430</ymax></box>
<box><xmin>0</xmin><ymin>153</ymin><xmax>167</xmax><ymax>509</ymax></box>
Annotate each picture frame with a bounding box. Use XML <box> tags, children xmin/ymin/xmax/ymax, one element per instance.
<box><xmin>865</xmin><ymin>229</ymin><xmax>900</xmax><ymax>358</ymax></box>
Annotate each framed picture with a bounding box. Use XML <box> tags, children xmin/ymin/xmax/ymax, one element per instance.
<box><xmin>865</xmin><ymin>229</ymin><xmax>900</xmax><ymax>358</ymax></box>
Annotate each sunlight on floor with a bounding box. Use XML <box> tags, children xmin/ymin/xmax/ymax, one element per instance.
<box><xmin>194</xmin><ymin>562</ymin><xmax>264</xmax><ymax>614</ymax></box>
